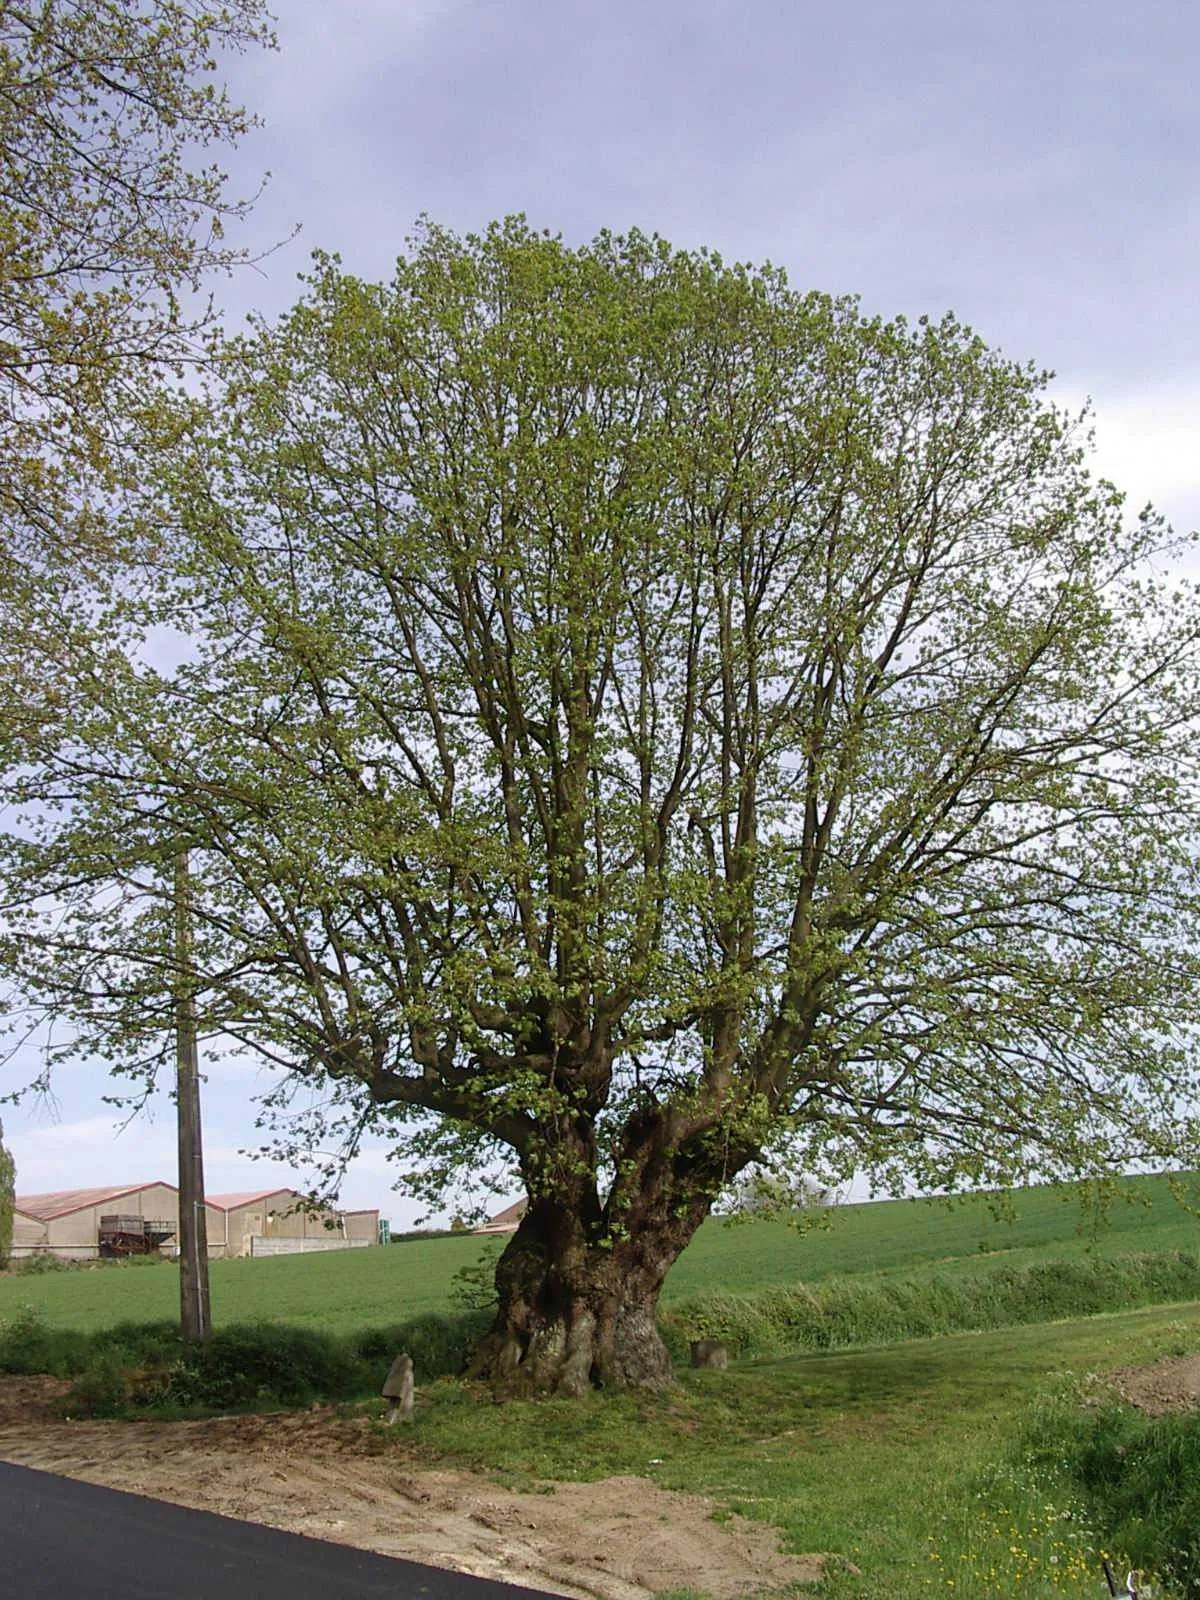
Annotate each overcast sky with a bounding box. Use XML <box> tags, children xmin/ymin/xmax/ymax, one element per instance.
<box><xmin>7</xmin><ymin>0</ymin><xmax>1199</xmax><ymax>1223</ymax></box>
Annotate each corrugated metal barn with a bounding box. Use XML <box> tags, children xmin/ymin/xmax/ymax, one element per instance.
<box><xmin>206</xmin><ymin>1189</ymin><xmax>379</xmax><ymax>1257</ymax></box>
<box><xmin>12</xmin><ymin>1182</ymin><xmax>379</xmax><ymax>1260</ymax></box>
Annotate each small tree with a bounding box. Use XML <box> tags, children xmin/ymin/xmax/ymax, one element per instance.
<box><xmin>718</xmin><ymin>1164</ymin><xmax>833</xmax><ymax>1219</ymax></box>
<box><xmin>6</xmin><ymin>221</ymin><xmax>1200</xmax><ymax>1393</ymax></box>
<box><xmin>0</xmin><ymin>1118</ymin><xmax>14</xmax><ymax>1268</ymax></box>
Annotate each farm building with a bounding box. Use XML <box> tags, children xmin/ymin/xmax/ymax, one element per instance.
<box><xmin>478</xmin><ymin>1197</ymin><xmax>528</xmax><ymax>1234</ymax></box>
<box><xmin>12</xmin><ymin>1181</ymin><xmax>379</xmax><ymax>1260</ymax></box>
<box><xmin>12</xmin><ymin>1182</ymin><xmax>188</xmax><ymax>1260</ymax></box>
<box><xmin>206</xmin><ymin>1189</ymin><xmax>379</xmax><ymax>1257</ymax></box>
<box><xmin>12</xmin><ymin>1206</ymin><xmax>52</xmax><ymax>1254</ymax></box>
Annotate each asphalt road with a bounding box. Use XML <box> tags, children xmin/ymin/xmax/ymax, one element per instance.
<box><xmin>0</xmin><ymin>1460</ymin><xmax>558</xmax><ymax>1600</ymax></box>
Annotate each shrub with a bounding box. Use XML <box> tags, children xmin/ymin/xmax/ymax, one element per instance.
<box><xmin>67</xmin><ymin>1349</ymin><xmax>137</xmax><ymax>1416</ymax></box>
<box><xmin>449</xmin><ymin>1239</ymin><xmax>502</xmax><ymax>1314</ymax></box>
<box><xmin>1019</xmin><ymin>1390</ymin><xmax>1200</xmax><ymax>1597</ymax></box>
<box><xmin>60</xmin><ymin>1310</ymin><xmax>495</xmax><ymax>1416</ymax></box>
<box><xmin>660</xmin><ymin>1250</ymin><xmax>1200</xmax><ymax>1359</ymax></box>
<box><xmin>0</xmin><ymin>1306</ymin><xmax>92</xmax><ymax>1376</ymax></box>
<box><xmin>14</xmin><ymin>1252</ymin><xmax>74</xmax><ymax>1276</ymax></box>
<box><xmin>349</xmin><ymin>1310</ymin><xmax>491</xmax><ymax>1381</ymax></box>
<box><xmin>164</xmin><ymin>1323</ymin><xmax>365</xmax><ymax>1411</ymax></box>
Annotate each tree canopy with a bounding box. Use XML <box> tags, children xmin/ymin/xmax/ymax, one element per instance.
<box><xmin>0</xmin><ymin>0</ymin><xmax>273</xmax><ymax>577</ymax></box>
<box><xmin>5</xmin><ymin>220</ymin><xmax>1200</xmax><ymax>1390</ymax></box>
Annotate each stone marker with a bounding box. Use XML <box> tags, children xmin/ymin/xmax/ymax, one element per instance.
<box><xmin>690</xmin><ymin>1339</ymin><xmax>729</xmax><ymax>1369</ymax></box>
<box><xmin>382</xmin><ymin>1352</ymin><xmax>414</xmax><ymax>1423</ymax></box>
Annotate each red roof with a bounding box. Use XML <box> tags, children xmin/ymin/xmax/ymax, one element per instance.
<box><xmin>204</xmin><ymin>1188</ymin><xmax>298</xmax><ymax>1212</ymax></box>
<box><xmin>483</xmin><ymin>1197</ymin><xmax>528</xmax><ymax>1229</ymax></box>
<box><xmin>15</xmin><ymin>1182</ymin><xmax>377</xmax><ymax>1221</ymax></box>
<box><xmin>14</xmin><ymin>1182</ymin><xmax>177</xmax><ymax>1222</ymax></box>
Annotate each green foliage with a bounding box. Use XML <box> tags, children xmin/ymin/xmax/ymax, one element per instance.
<box><xmin>346</xmin><ymin>1310</ymin><xmax>492</xmax><ymax>1382</ymax></box>
<box><xmin>1019</xmin><ymin>1391</ymin><xmax>1200</xmax><ymax>1596</ymax></box>
<box><xmin>39</xmin><ymin>1310</ymin><xmax>491</xmax><ymax>1417</ymax></box>
<box><xmin>0</xmin><ymin>0</ymin><xmax>275</xmax><ymax>576</ymax></box>
<box><xmin>450</xmin><ymin>1238</ymin><xmax>504</xmax><ymax>1314</ymax></box>
<box><xmin>12</xmin><ymin>1252</ymin><xmax>72</xmax><ymax>1276</ymax></box>
<box><xmin>152</xmin><ymin>1323</ymin><xmax>364</xmax><ymax>1413</ymax></box>
<box><xmin>0</xmin><ymin>1117</ymin><xmax>12</xmax><ymax>1269</ymax></box>
<box><xmin>662</xmin><ymin>1250</ymin><xmax>1200</xmax><ymax>1359</ymax></box>
<box><xmin>0</xmin><ymin>1306</ymin><xmax>92</xmax><ymax>1375</ymax></box>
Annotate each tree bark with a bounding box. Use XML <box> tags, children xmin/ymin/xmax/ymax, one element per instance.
<box><xmin>465</xmin><ymin>1186</ymin><xmax>710</xmax><ymax>1396</ymax></box>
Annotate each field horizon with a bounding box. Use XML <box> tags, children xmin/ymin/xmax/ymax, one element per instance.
<box><xmin>1</xmin><ymin>1169</ymin><xmax>1197</xmax><ymax>1335</ymax></box>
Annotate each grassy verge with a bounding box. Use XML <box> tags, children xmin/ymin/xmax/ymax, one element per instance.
<box><xmin>1015</xmin><ymin>1382</ymin><xmax>1200</xmax><ymax>1597</ymax></box>
<box><xmin>6</xmin><ymin>1248</ymin><xmax>1200</xmax><ymax>1419</ymax></box>
<box><xmin>399</xmin><ymin>1305</ymin><xmax>1200</xmax><ymax>1599</ymax></box>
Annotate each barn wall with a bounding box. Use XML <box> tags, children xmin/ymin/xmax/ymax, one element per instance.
<box><xmin>203</xmin><ymin>1202</ymin><xmax>227</xmax><ymax>1257</ymax></box>
<box><xmin>344</xmin><ymin>1211</ymin><xmax>379</xmax><ymax>1242</ymax></box>
<box><xmin>224</xmin><ymin>1192</ymin><xmax>293</xmax><ymax>1257</ymax></box>
<box><xmin>41</xmin><ymin>1183</ymin><xmax>183</xmax><ymax>1259</ymax></box>
<box><xmin>222</xmin><ymin>1194</ymin><xmax>380</xmax><ymax>1256</ymax></box>
<box><xmin>44</xmin><ymin>1205</ymin><xmax>103</xmax><ymax>1254</ymax></box>
<box><xmin>11</xmin><ymin>1211</ymin><xmax>48</xmax><ymax>1254</ymax></box>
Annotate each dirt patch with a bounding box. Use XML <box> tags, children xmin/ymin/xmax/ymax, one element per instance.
<box><xmin>0</xmin><ymin>1375</ymin><xmax>72</xmax><ymax>1427</ymax></box>
<box><xmin>0</xmin><ymin>1386</ymin><xmax>827</xmax><ymax>1600</ymax></box>
<box><xmin>1109</xmin><ymin>1352</ymin><xmax>1200</xmax><ymax>1416</ymax></box>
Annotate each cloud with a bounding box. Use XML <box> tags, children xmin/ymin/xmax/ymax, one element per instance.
<box><xmin>1054</xmin><ymin>380</ymin><xmax>1200</xmax><ymax>535</ymax></box>
<box><xmin>9</xmin><ymin>1115</ymin><xmax>176</xmax><ymax>1191</ymax></box>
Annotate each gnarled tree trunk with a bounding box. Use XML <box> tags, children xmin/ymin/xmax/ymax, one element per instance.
<box><xmin>465</xmin><ymin>1185</ymin><xmax>712</xmax><ymax>1395</ymax></box>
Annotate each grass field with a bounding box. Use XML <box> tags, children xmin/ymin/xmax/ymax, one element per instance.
<box><xmin>1</xmin><ymin>1172</ymin><xmax>1197</xmax><ymax>1334</ymax></box>
<box><xmin>404</xmin><ymin>1300</ymin><xmax>1200</xmax><ymax>1598</ymax></box>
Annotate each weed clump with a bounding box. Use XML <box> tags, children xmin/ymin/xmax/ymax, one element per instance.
<box><xmin>0</xmin><ymin>1307</ymin><xmax>92</xmax><ymax>1375</ymax></box>
<box><xmin>1019</xmin><ymin>1387</ymin><xmax>1200</xmax><ymax>1597</ymax></box>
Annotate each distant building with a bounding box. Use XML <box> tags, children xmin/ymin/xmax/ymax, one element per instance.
<box><xmin>13</xmin><ymin>1181</ymin><xmax>185</xmax><ymax>1260</ymax></box>
<box><xmin>206</xmin><ymin>1189</ymin><xmax>379</xmax><ymax>1257</ymax></box>
<box><xmin>477</xmin><ymin>1197</ymin><xmax>528</xmax><ymax>1234</ymax></box>
<box><xmin>12</xmin><ymin>1181</ymin><xmax>379</xmax><ymax>1260</ymax></box>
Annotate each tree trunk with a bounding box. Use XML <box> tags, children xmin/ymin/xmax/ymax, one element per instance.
<box><xmin>465</xmin><ymin>1188</ymin><xmax>709</xmax><ymax>1396</ymax></box>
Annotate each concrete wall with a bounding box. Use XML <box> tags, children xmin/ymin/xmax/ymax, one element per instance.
<box><xmin>221</xmin><ymin>1195</ymin><xmax>380</xmax><ymax>1256</ymax></box>
<box><xmin>249</xmin><ymin>1235</ymin><xmax>372</xmax><ymax>1257</ymax></box>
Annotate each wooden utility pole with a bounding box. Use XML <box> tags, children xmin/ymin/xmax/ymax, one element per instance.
<box><xmin>174</xmin><ymin>848</ymin><xmax>211</xmax><ymax>1342</ymax></box>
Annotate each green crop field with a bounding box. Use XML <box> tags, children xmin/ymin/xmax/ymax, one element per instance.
<box><xmin>2</xmin><ymin>1172</ymin><xmax>1197</xmax><ymax>1334</ymax></box>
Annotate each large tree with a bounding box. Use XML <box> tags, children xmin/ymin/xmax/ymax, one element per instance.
<box><xmin>6</xmin><ymin>221</ymin><xmax>1200</xmax><ymax>1391</ymax></box>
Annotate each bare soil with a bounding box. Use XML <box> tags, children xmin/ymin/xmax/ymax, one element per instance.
<box><xmin>1109</xmin><ymin>1352</ymin><xmax>1200</xmax><ymax>1416</ymax></box>
<box><xmin>0</xmin><ymin>1378</ymin><xmax>828</xmax><ymax>1600</ymax></box>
